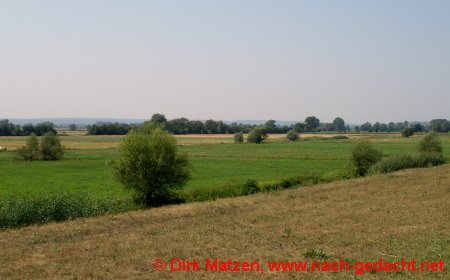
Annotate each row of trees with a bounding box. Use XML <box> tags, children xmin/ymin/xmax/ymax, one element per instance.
<box><xmin>87</xmin><ymin>123</ymin><xmax>135</xmax><ymax>135</ymax></box>
<box><xmin>355</xmin><ymin>121</ymin><xmax>425</xmax><ymax>133</ymax></box>
<box><xmin>3</xmin><ymin>116</ymin><xmax>449</xmax><ymax>136</ymax></box>
<box><xmin>0</xmin><ymin>119</ymin><xmax>56</xmax><ymax>136</ymax></box>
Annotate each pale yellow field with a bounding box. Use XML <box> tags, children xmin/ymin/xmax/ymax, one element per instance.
<box><xmin>0</xmin><ymin>133</ymin><xmax>404</xmax><ymax>150</ymax></box>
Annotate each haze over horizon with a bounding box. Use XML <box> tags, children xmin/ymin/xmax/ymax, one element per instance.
<box><xmin>1</xmin><ymin>1</ymin><xmax>449</xmax><ymax>123</ymax></box>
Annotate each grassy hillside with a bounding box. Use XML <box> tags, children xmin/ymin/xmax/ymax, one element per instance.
<box><xmin>0</xmin><ymin>165</ymin><xmax>448</xmax><ymax>279</ymax></box>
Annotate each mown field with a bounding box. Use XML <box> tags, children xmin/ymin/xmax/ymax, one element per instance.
<box><xmin>0</xmin><ymin>164</ymin><xmax>448</xmax><ymax>279</ymax></box>
<box><xmin>0</xmin><ymin>133</ymin><xmax>449</xmax><ymax>200</ymax></box>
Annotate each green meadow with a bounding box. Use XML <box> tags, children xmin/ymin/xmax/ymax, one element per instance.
<box><xmin>0</xmin><ymin>134</ymin><xmax>449</xmax><ymax>200</ymax></box>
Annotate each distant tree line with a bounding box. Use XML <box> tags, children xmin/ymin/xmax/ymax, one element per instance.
<box><xmin>39</xmin><ymin>117</ymin><xmax>450</xmax><ymax>136</ymax></box>
<box><xmin>2</xmin><ymin>116</ymin><xmax>449</xmax><ymax>136</ymax></box>
<box><xmin>0</xmin><ymin>119</ymin><xmax>56</xmax><ymax>136</ymax></box>
<box><xmin>86</xmin><ymin>122</ymin><xmax>135</xmax><ymax>135</ymax></box>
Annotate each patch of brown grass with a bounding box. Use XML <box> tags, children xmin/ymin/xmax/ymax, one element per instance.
<box><xmin>1</xmin><ymin>165</ymin><xmax>448</xmax><ymax>279</ymax></box>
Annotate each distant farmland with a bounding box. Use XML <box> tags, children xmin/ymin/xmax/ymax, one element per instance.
<box><xmin>0</xmin><ymin>133</ymin><xmax>449</xmax><ymax>200</ymax></box>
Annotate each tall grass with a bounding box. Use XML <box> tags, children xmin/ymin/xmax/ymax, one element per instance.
<box><xmin>0</xmin><ymin>193</ymin><xmax>140</xmax><ymax>229</ymax></box>
<box><xmin>369</xmin><ymin>153</ymin><xmax>446</xmax><ymax>174</ymax></box>
<box><xmin>179</xmin><ymin>171</ymin><xmax>352</xmax><ymax>202</ymax></box>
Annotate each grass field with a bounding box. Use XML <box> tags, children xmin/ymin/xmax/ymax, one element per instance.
<box><xmin>0</xmin><ymin>132</ymin><xmax>424</xmax><ymax>150</ymax></box>
<box><xmin>0</xmin><ymin>164</ymin><xmax>448</xmax><ymax>279</ymax></box>
<box><xmin>0</xmin><ymin>134</ymin><xmax>449</xmax><ymax>200</ymax></box>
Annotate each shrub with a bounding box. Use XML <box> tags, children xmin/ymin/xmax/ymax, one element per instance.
<box><xmin>286</xmin><ymin>130</ymin><xmax>299</xmax><ymax>141</ymax></box>
<box><xmin>350</xmin><ymin>141</ymin><xmax>382</xmax><ymax>176</ymax></box>
<box><xmin>418</xmin><ymin>133</ymin><xmax>443</xmax><ymax>155</ymax></box>
<box><xmin>241</xmin><ymin>179</ymin><xmax>260</xmax><ymax>195</ymax></box>
<box><xmin>15</xmin><ymin>133</ymin><xmax>42</xmax><ymax>161</ymax></box>
<box><xmin>233</xmin><ymin>132</ymin><xmax>244</xmax><ymax>143</ymax></box>
<box><xmin>331</xmin><ymin>135</ymin><xmax>349</xmax><ymax>140</ymax></box>
<box><xmin>40</xmin><ymin>132</ymin><xmax>64</xmax><ymax>160</ymax></box>
<box><xmin>370</xmin><ymin>153</ymin><xmax>445</xmax><ymax>174</ymax></box>
<box><xmin>401</xmin><ymin>127</ymin><xmax>415</xmax><ymax>138</ymax></box>
<box><xmin>247</xmin><ymin>127</ymin><xmax>267</xmax><ymax>144</ymax></box>
<box><xmin>111</xmin><ymin>123</ymin><xmax>190</xmax><ymax>206</ymax></box>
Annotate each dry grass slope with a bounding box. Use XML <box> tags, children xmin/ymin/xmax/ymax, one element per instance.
<box><xmin>0</xmin><ymin>165</ymin><xmax>449</xmax><ymax>279</ymax></box>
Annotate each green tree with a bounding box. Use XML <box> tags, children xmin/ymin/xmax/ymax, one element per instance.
<box><xmin>264</xmin><ymin>120</ymin><xmax>277</xmax><ymax>133</ymax></box>
<box><xmin>16</xmin><ymin>133</ymin><xmax>42</xmax><ymax>161</ymax></box>
<box><xmin>111</xmin><ymin>124</ymin><xmax>190</xmax><ymax>206</ymax></box>
<box><xmin>69</xmin><ymin>124</ymin><xmax>77</xmax><ymax>131</ymax></box>
<box><xmin>293</xmin><ymin>122</ymin><xmax>305</xmax><ymax>132</ymax></box>
<box><xmin>430</xmin><ymin>119</ymin><xmax>450</xmax><ymax>133</ymax></box>
<box><xmin>401</xmin><ymin>127</ymin><xmax>415</xmax><ymax>138</ymax></box>
<box><xmin>204</xmin><ymin>119</ymin><xmax>219</xmax><ymax>134</ymax></box>
<box><xmin>150</xmin><ymin>113</ymin><xmax>168</xmax><ymax>126</ymax></box>
<box><xmin>247</xmin><ymin>127</ymin><xmax>267</xmax><ymax>144</ymax></box>
<box><xmin>418</xmin><ymin>133</ymin><xmax>443</xmax><ymax>155</ymax></box>
<box><xmin>333</xmin><ymin>117</ymin><xmax>345</xmax><ymax>132</ymax></box>
<box><xmin>350</xmin><ymin>141</ymin><xmax>382</xmax><ymax>176</ymax></box>
<box><xmin>0</xmin><ymin>119</ymin><xmax>15</xmax><ymax>136</ymax></box>
<box><xmin>286</xmin><ymin>130</ymin><xmax>299</xmax><ymax>141</ymax></box>
<box><xmin>40</xmin><ymin>132</ymin><xmax>64</xmax><ymax>160</ymax></box>
<box><xmin>360</xmin><ymin>122</ymin><xmax>373</xmax><ymax>132</ymax></box>
<box><xmin>305</xmin><ymin>116</ymin><xmax>320</xmax><ymax>131</ymax></box>
<box><xmin>34</xmin><ymin>122</ymin><xmax>56</xmax><ymax>136</ymax></box>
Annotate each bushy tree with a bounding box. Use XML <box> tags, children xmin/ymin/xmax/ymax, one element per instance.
<box><xmin>333</xmin><ymin>117</ymin><xmax>346</xmax><ymax>132</ymax></box>
<box><xmin>150</xmin><ymin>113</ymin><xmax>168</xmax><ymax>126</ymax></box>
<box><xmin>111</xmin><ymin>124</ymin><xmax>190</xmax><ymax>206</ymax></box>
<box><xmin>264</xmin><ymin>120</ymin><xmax>277</xmax><ymax>133</ymax></box>
<box><xmin>16</xmin><ymin>133</ymin><xmax>42</xmax><ymax>161</ymax></box>
<box><xmin>40</xmin><ymin>133</ymin><xmax>64</xmax><ymax>160</ymax></box>
<box><xmin>360</xmin><ymin>122</ymin><xmax>373</xmax><ymax>132</ymax></box>
<box><xmin>34</xmin><ymin>122</ymin><xmax>56</xmax><ymax>136</ymax></box>
<box><xmin>233</xmin><ymin>132</ymin><xmax>244</xmax><ymax>143</ymax></box>
<box><xmin>430</xmin><ymin>119</ymin><xmax>450</xmax><ymax>133</ymax></box>
<box><xmin>418</xmin><ymin>133</ymin><xmax>443</xmax><ymax>155</ymax></box>
<box><xmin>293</xmin><ymin>122</ymin><xmax>305</xmax><ymax>132</ymax></box>
<box><xmin>69</xmin><ymin>124</ymin><xmax>77</xmax><ymax>131</ymax></box>
<box><xmin>350</xmin><ymin>141</ymin><xmax>382</xmax><ymax>176</ymax></box>
<box><xmin>0</xmin><ymin>119</ymin><xmax>15</xmax><ymax>136</ymax></box>
<box><xmin>286</xmin><ymin>130</ymin><xmax>299</xmax><ymax>141</ymax></box>
<box><xmin>401</xmin><ymin>127</ymin><xmax>415</xmax><ymax>138</ymax></box>
<box><xmin>305</xmin><ymin>116</ymin><xmax>320</xmax><ymax>131</ymax></box>
<box><xmin>247</xmin><ymin>127</ymin><xmax>267</xmax><ymax>144</ymax></box>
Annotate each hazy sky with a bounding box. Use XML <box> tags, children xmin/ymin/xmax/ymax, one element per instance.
<box><xmin>1</xmin><ymin>0</ymin><xmax>449</xmax><ymax>123</ymax></box>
